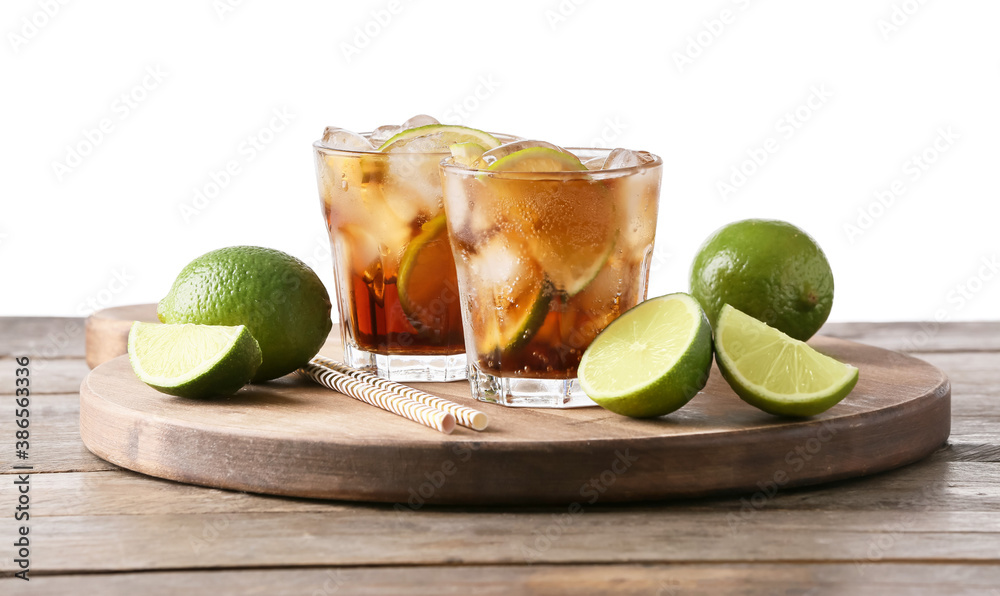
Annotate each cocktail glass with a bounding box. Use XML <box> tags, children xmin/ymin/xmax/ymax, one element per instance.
<box><xmin>314</xmin><ymin>121</ymin><xmax>514</xmax><ymax>381</ymax></box>
<box><xmin>440</xmin><ymin>144</ymin><xmax>663</xmax><ymax>406</ymax></box>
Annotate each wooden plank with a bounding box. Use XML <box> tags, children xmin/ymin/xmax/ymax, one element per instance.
<box><xmin>19</xmin><ymin>458</ymin><xmax>1000</xmax><ymax>519</ymax></box>
<box><xmin>0</xmin><ymin>357</ymin><xmax>91</xmax><ymax>396</ymax></box>
<box><xmin>0</xmin><ymin>317</ymin><xmax>86</xmax><ymax>358</ymax></box>
<box><xmin>0</xmin><ymin>394</ymin><xmax>117</xmax><ymax>475</ymax></box>
<box><xmin>821</xmin><ymin>321</ymin><xmax>1000</xmax><ymax>353</ymax></box>
<box><xmin>1</xmin><ymin>509</ymin><xmax>998</xmax><ymax>573</ymax></box>
<box><xmin>5</xmin><ymin>563</ymin><xmax>1000</xmax><ymax>596</ymax></box>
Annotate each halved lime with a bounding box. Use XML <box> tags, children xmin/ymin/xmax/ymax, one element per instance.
<box><xmin>379</xmin><ymin>125</ymin><xmax>501</xmax><ymax>153</ymax></box>
<box><xmin>578</xmin><ymin>293</ymin><xmax>713</xmax><ymax>418</ymax></box>
<box><xmin>128</xmin><ymin>322</ymin><xmax>262</xmax><ymax>398</ymax></box>
<box><xmin>715</xmin><ymin>304</ymin><xmax>859</xmax><ymax>417</ymax></box>
<box><xmin>397</xmin><ymin>214</ymin><xmax>463</xmax><ymax>332</ymax></box>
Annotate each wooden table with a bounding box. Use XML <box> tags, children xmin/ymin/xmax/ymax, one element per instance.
<box><xmin>2</xmin><ymin>317</ymin><xmax>999</xmax><ymax>594</ymax></box>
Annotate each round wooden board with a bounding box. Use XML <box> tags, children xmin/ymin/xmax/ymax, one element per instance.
<box><xmin>80</xmin><ymin>305</ymin><xmax>951</xmax><ymax>505</ymax></box>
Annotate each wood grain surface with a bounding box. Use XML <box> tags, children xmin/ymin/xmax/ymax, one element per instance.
<box><xmin>3</xmin><ymin>316</ymin><xmax>997</xmax><ymax>594</ymax></box>
<box><xmin>79</xmin><ymin>322</ymin><xmax>949</xmax><ymax>504</ymax></box>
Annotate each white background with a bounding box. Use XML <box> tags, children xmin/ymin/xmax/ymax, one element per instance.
<box><xmin>3</xmin><ymin>0</ymin><xmax>999</xmax><ymax>323</ymax></box>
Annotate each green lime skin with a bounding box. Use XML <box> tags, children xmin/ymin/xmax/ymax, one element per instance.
<box><xmin>580</xmin><ymin>293</ymin><xmax>714</xmax><ymax>418</ymax></box>
<box><xmin>157</xmin><ymin>246</ymin><xmax>333</xmax><ymax>382</ymax></box>
<box><xmin>718</xmin><ymin>358</ymin><xmax>858</xmax><ymax>417</ymax></box>
<box><xmin>128</xmin><ymin>323</ymin><xmax>262</xmax><ymax>399</ymax></box>
<box><xmin>690</xmin><ymin>219</ymin><xmax>833</xmax><ymax>341</ymax></box>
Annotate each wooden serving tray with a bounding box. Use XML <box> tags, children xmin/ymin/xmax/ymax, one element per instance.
<box><xmin>80</xmin><ymin>304</ymin><xmax>950</xmax><ymax>505</ymax></box>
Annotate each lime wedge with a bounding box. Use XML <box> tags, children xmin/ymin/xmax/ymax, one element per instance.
<box><xmin>449</xmin><ymin>142</ymin><xmax>487</xmax><ymax>167</ymax></box>
<box><xmin>465</xmin><ymin>235</ymin><xmax>552</xmax><ymax>355</ymax></box>
<box><xmin>578</xmin><ymin>293</ymin><xmax>713</xmax><ymax>418</ymax></box>
<box><xmin>379</xmin><ymin>125</ymin><xmax>501</xmax><ymax>153</ymax></box>
<box><xmin>486</xmin><ymin>146</ymin><xmax>587</xmax><ymax>172</ymax></box>
<box><xmin>128</xmin><ymin>322</ymin><xmax>262</xmax><ymax>398</ymax></box>
<box><xmin>397</xmin><ymin>214</ymin><xmax>462</xmax><ymax>332</ymax></box>
<box><xmin>715</xmin><ymin>304</ymin><xmax>859</xmax><ymax>417</ymax></box>
<box><xmin>483</xmin><ymin>143</ymin><xmax>610</xmax><ymax>295</ymax></box>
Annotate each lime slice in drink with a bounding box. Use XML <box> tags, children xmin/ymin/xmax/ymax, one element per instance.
<box><xmin>379</xmin><ymin>125</ymin><xmax>501</xmax><ymax>153</ymax></box>
<box><xmin>397</xmin><ymin>214</ymin><xmax>462</xmax><ymax>332</ymax></box>
<box><xmin>449</xmin><ymin>142</ymin><xmax>487</xmax><ymax>167</ymax></box>
<box><xmin>466</xmin><ymin>235</ymin><xmax>552</xmax><ymax>355</ymax></box>
<box><xmin>485</xmin><ymin>144</ymin><xmax>587</xmax><ymax>172</ymax></box>
<box><xmin>128</xmin><ymin>322</ymin><xmax>262</xmax><ymax>398</ymax></box>
<box><xmin>485</xmin><ymin>143</ymin><xmax>613</xmax><ymax>295</ymax></box>
<box><xmin>714</xmin><ymin>304</ymin><xmax>859</xmax><ymax>417</ymax></box>
<box><xmin>578</xmin><ymin>293</ymin><xmax>713</xmax><ymax>418</ymax></box>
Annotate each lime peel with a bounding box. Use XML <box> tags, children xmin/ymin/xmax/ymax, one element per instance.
<box><xmin>379</xmin><ymin>124</ymin><xmax>500</xmax><ymax>153</ymax></box>
<box><xmin>128</xmin><ymin>322</ymin><xmax>262</xmax><ymax>398</ymax></box>
<box><xmin>715</xmin><ymin>304</ymin><xmax>858</xmax><ymax>417</ymax></box>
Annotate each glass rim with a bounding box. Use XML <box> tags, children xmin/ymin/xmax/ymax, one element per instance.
<box><xmin>439</xmin><ymin>148</ymin><xmax>663</xmax><ymax>179</ymax></box>
<box><xmin>313</xmin><ymin>131</ymin><xmax>521</xmax><ymax>157</ymax></box>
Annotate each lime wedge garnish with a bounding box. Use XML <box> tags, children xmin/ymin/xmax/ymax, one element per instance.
<box><xmin>715</xmin><ymin>304</ymin><xmax>859</xmax><ymax>417</ymax></box>
<box><xmin>578</xmin><ymin>293</ymin><xmax>713</xmax><ymax>418</ymax></box>
<box><xmin>449</xmin><ymin>142</ymin><xmax>487</xmax><ymax>167</ymax></box>
<box><xmin>379</xmin><ymin>125</ymin><xmax>501</xmax><ymax>153</ymax></box>
<box><xmin>486</xmin><ymin>145</ymin><xmax>587</xmax><ymax>172</ymax></box>
<box><xmin>397</xmin><ymin>214</ymin><xmax>462</xmax><ymax>332</ymax></box>
<box><xmin>127</xmin><ymin>322</ymin><xmax>262</xmax><ymax>398</ymax></box>
<box><xmin>465</xmin><ymin>235</ymin><xmax>552</xmax><ymax>355</ymax></box>
<box><xmin>481</xmin><ymin>143</ymin><xmax>611</xmax><ymax>295</ymax></box>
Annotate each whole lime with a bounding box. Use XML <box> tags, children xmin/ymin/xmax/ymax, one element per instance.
<box><xmin>690</xmin><ymin>219</ymin><xmax>833</xmax><ymax>341</ymax></box>
<box><xmin>157</xmin><ymin>246</ymin><xmax>332</xmax><ymax>381</ymax></box>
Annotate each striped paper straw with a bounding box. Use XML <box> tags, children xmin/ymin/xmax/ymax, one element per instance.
<box><xmin>313</xmin><ymin>356</ymin><xmax>489</xmax><ymax>431</ymax></box>
<box><xmin>299</xmin><ymin>363</ymin><xmax>455</xmax><ymax>434</ymax></box>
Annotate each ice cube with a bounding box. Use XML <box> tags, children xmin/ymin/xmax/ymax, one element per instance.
<box><xmin>479</xmin><ymin>140</ymin><xmax>569</xmax><ymax>167</ymax></box>
<box><xmin>583</xmin><ymin>156</ymin><xmax>607</xmax><ymax>170</ymax></box>
<box><xmin>401</xmin><ymin>114</ymin><xmax>439</xmax><ymax>129</ymax></box>
<box><xmin>603</xmin><ymin>148</ymin><xmax>656</xmax><ymax>170</ymax></box>
<box><xmin>369</xmin><ymin>124</ymin><xmax>402</xmax><ymax>146</ymax></box>
<box><xmin>320</xmin><ymin>127</ymin><xmax>374</xmax><ymax>151</ymax></box>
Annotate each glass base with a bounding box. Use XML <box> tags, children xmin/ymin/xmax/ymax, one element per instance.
<box><xmin>342</xmin><ymin>343</ymin><xmax>467</xmax><ymax>382</ymax></box>
<box><xmin>467</xmin><ymin>363</ymin><xmax>598</xmax><ymax>408</ymax></box>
